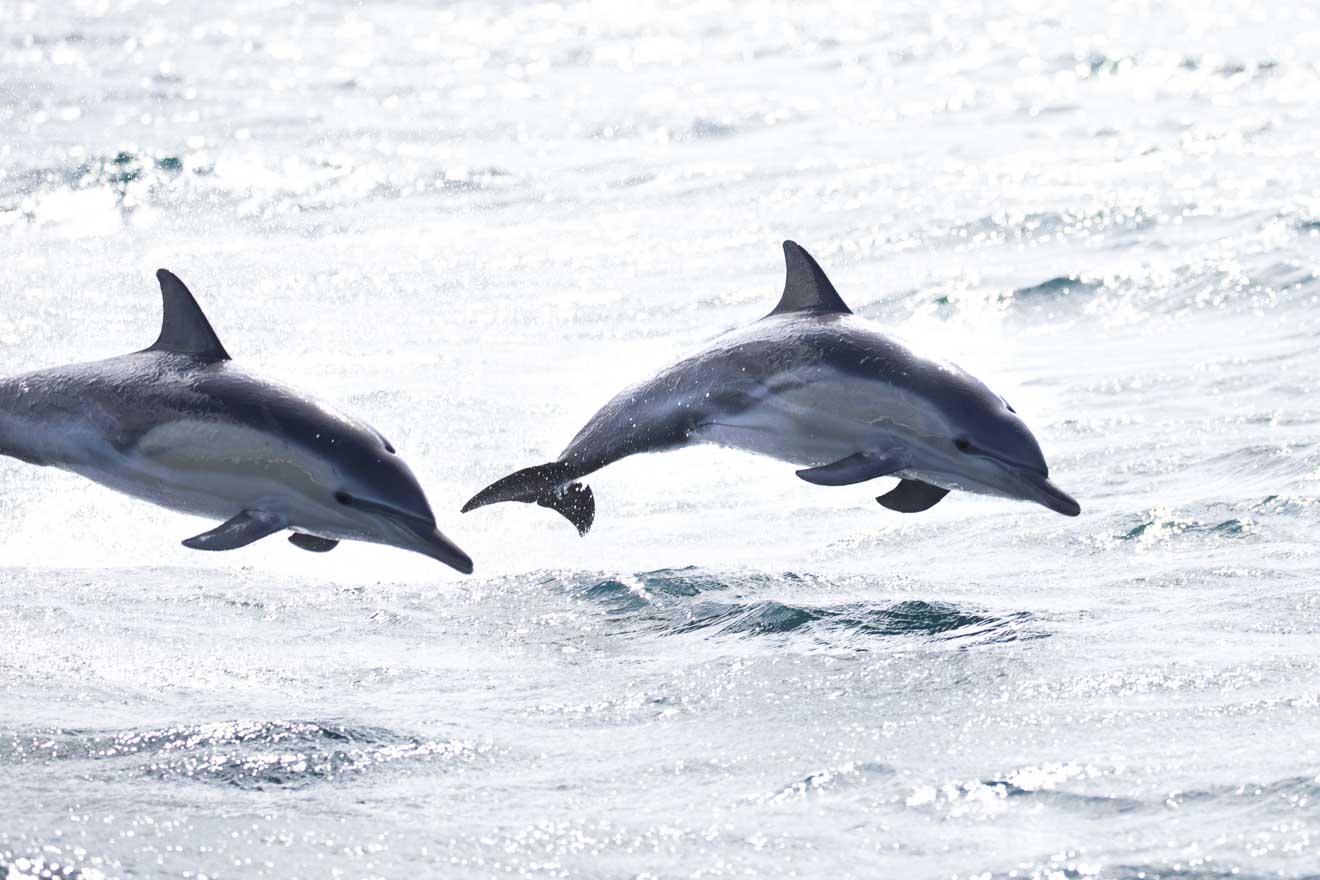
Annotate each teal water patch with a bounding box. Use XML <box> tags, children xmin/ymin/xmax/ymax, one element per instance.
<box><xmin>1012</xmin><ymin>275</ymin><xmax>1103</xmax><ymax>299</ymax></box>
<box><xmin>574</xmin><ymin>571</ymin><xmax>1041</xmax><ymax>644</ymax></box>
<box><xmin>1119</xmin><ymin>515</ymin><xmax>1252</xmax><ymax>543</ymax></box>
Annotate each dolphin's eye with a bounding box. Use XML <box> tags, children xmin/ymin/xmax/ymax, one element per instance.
<box><xmin>334</xmin><ymin>491</ymin><xmax>353</xmax><ymax>505</ymax></box>
<box><xmin>955</xmin><ymin>438</ymin><xmax>972</xmax><ymax>453</ymax></box>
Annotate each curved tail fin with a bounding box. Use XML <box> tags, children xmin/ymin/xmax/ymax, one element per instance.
<box><xmin>462</xmin><ymin>462</ymin><xmax>595</xmax><ymax>536</ymax></box>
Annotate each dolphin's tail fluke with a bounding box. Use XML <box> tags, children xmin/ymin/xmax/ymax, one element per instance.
<box><xmin>462</xmin><ymin>462</ymin><xmax>595</xmax><ymax>536</ymax></box>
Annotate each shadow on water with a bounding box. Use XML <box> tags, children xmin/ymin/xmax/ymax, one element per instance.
<box><xmin>574</xmin><ymin>568</ymin><xmax>1044</xmax><ymax>646</ymax></box>
<box><xmin>0</xmin><ymin>719</ymin><xmax>486</xmax><ymax>791</ymax></box>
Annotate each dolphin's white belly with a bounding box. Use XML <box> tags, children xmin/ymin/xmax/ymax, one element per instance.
<box><xmin>690</xmin><ymin>371</ymin><xmax>939</xmax><ymax>467</ymax></box>
<box><xmin>66</xmin><ymin>420</ymin><xmax>341</xmax><ymax>525</ymax></box>
<box><xmin>692</xmin><ymin>404</ymin><xmax>859</xmax><ymax>465</ymax></box>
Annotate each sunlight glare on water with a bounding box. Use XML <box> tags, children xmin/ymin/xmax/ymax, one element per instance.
<box><xmin>3</xmin><ymin>0</ymin><xmax>1320</xmax><ymax>878</ymax></box>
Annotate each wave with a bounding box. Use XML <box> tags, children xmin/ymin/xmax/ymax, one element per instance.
<box><xmin>1118</xmin><ymin>512</ymin><xmax>1252</xmax><ymax>543</ymax></box>
<box><xmin>1112</xmin><ymin>486</ymin><xmax>1320</xmax><ymax>548</ymax></box>
<box><xmin>576</xmin><ymin>569</ymin><xmax>1042</xmax><ymax>645</ymax></box>
<box><xmin>0</xmin><ymin>149</ymin><xmax>517</xmax><ymax>232</ymax></box>
<box><xmin>912</xmin><ymin>766</ymin><xmax>1320</xmax><ymax>832</ymax></box>
<box><xmin>1169</xmin><ymin>773</ymin><xmax>1320</xmax><ymax>808</ymax></box>
<box><xmin>3</xmin><ymin>719</ymin><xmax>400</xmax><ymax>761</ymax></box>
<box><xmin>906</xmin><ymin>775</ymin><xmax>1146</xmax><ymax>820</ymax></box>
<box><xmin>885</xmin><ymin>216</ymin><xmax>1320</xmax><ymax>324</ymax></box>
<box><xmin>1012</xmin><ymin>276</ymin><xmax>1103</xmax><ymax>299</ymax></box>
<box><xmin>663</xmin><ymin>597</ymin><xmax>1038</xmax><ymax>644</ymax></box>
<box><xmin>0</xmin><ymin>719</ymin><xmax>486</xmax><ymax>790</ymax></box>
<box><xmin>1061</xmin><ymin>51</ymin><xmax>1280</xmax><ymax>82</ymax></box>
<box><xmin>943</xmin><ymin>206</ymin><xmax>1160</xmax><ymax>250</ymax></box>
<box><xmin>985</xmin><ymin>777</ymin><xmax>1147</xmax><ymax>815</ymax></box>
<box><xmin>978</xmin><ymin>865</ymin><xmax>1249</xmax><ymax>880</ymax></box>
<box><xmin>758</xmin><ymin>760</ymin><xmax>894</xmax><ymax>804</ymax></box>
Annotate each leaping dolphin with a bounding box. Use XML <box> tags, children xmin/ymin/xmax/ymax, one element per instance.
<box><xmin>463</xmin><ymin>241</ymin><xmax>1079</xmax><ymax>535</ymax></box>
<box><xmin>0</xmin><ymin>270</ymin><xmax>473</xmax><ymax>573</ymax></box>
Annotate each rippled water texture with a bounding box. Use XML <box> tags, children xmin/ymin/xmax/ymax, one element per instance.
<box><xmin>4</xmin><ymin>1</ymin><xmax>1320</xmax><ymax>878</ymax></box>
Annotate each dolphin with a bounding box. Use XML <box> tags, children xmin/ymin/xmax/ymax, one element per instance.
<box><xmin>0</xmin><ymin>270</ymin><xmax>473</xmax><ymax>573</ymax></box>
<box><xmin>463</xmin><ymin>241</ymin><xmax>1079</xmax><ymax>534</ymax></box>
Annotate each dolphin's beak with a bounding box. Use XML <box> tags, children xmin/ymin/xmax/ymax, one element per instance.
<box><xmin>1013</xmin><ymin>469</ymin><xmax>1081</xmax><ymax>517</ymax></box>
<box><xmin>346</xmin><ymin>496</ymin><xmax>475</xmax><ymax>573</ymax></box>
<box><xmin>412</xmin><ymin>526</ymin><xmax>475</xmax><ymax>574</ymax></box>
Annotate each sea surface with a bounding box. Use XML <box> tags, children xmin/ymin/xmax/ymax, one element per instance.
<box><xmin>3</xmin><ymin>1</ymin><xmax>1320</xmax><ymax>878</ymax></box>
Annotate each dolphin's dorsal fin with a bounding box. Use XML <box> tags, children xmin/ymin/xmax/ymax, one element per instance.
<box><xmin>149</xmin><ymin>269</ymin><xmax>231</xmax><ymax>361</ymax></box>
<box><xmin>768</xmin><ymin>241</ymin><xmax>852</xmax><ymax>317</ymax></box>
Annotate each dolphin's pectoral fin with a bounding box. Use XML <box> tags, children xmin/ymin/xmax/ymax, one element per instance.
<box><xmin>182</xmin><ymin>510</ymin><xmax>287</xmax><ymax>551</ymax></box>
<box><xmin>795</xmin><ymin>452</ymin><xmax>903</xmax><ymax>486</ymax></box>
<box><xmin>877</xmin><ymin>479</ymin><xmax>950</xmax><ymax>513</ymax></box>
<box><xmin>288</xmin><ymin>533</ymin><xmax>339</xmax><ymax>553</ymax></box>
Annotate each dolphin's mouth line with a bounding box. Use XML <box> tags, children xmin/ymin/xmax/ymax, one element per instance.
<box><xmin>338</xmin><ymin>493</ymin><xmax>437</xmax><ymax>532</ymax></box>
<box><xmin>936</xmin><ymin>452</ymin><xmax>1078</xmax><ymax>516</ymax></box>
<box><xmin>339</xmin><ymin>492</ymin><xmax>474</xmax><ymax>573</ymax></box>
<box><xmin>962</xmin><ymin>443</ymin><xmax>1048</xmax><ymax>479</ymax></box>
<box><xmin>990</xmin><ymin>457</ymin><xmax>1048</xmax><ymax>479</ymax></box>
<box><xmin>994</xmin><ymin>462</ymin><xmax>1080</xmax><ymax>517</ymax></box>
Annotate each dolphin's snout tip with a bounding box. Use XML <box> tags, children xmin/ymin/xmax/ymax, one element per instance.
<box><xmin>411</xmin><ymin>526</ymin><xmax>474</xmax><ymax>574</ymax></box>
<box><xmin>1037</xmin><ymin>479</ymin><xmax>1081</xmax><ymax>517</ymax></box>
<box><xmin>1014</xmin><ymin>469</ymin><xmax>1081</xmax><ymax>517</ymax></box>
<box><xmin>437</xmin><ymin>535</ymin><xmax>475</xmax><ymax>574</ymax></box>
<box><xmin>433</xmin><ymin>540</ymin><xmax>475</xmax><ymax>575</ymax></box>
<box><xmin>1051</xmin><ymin>494</ymin><xmax>1081</xmax><ymax>517</ymax></box>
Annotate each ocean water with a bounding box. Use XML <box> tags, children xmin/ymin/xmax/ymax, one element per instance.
<box><xmin>3</xmin><ymin>0</ymin><xmax>1320</xmax><ymax>877</ymax></box>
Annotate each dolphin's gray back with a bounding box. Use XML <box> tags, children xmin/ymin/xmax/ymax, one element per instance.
<box><xmin>558</xmin><ymin>313</ymin><xmax>991</xmax><ymax>472</ymax></box>
<box><xmin>556</xmin><ymin>324</ymin><xmax>800</xmax><ymax>472</ymax></box>
<box><xmin>0</xmin><ymin>351</ymin><xmax>399</xmax><ymax>483</ymax></box>
<box><xmin>0</xmin><ymin>355</ymin><xmax>192</xmax><ymax>465</ymax></box>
